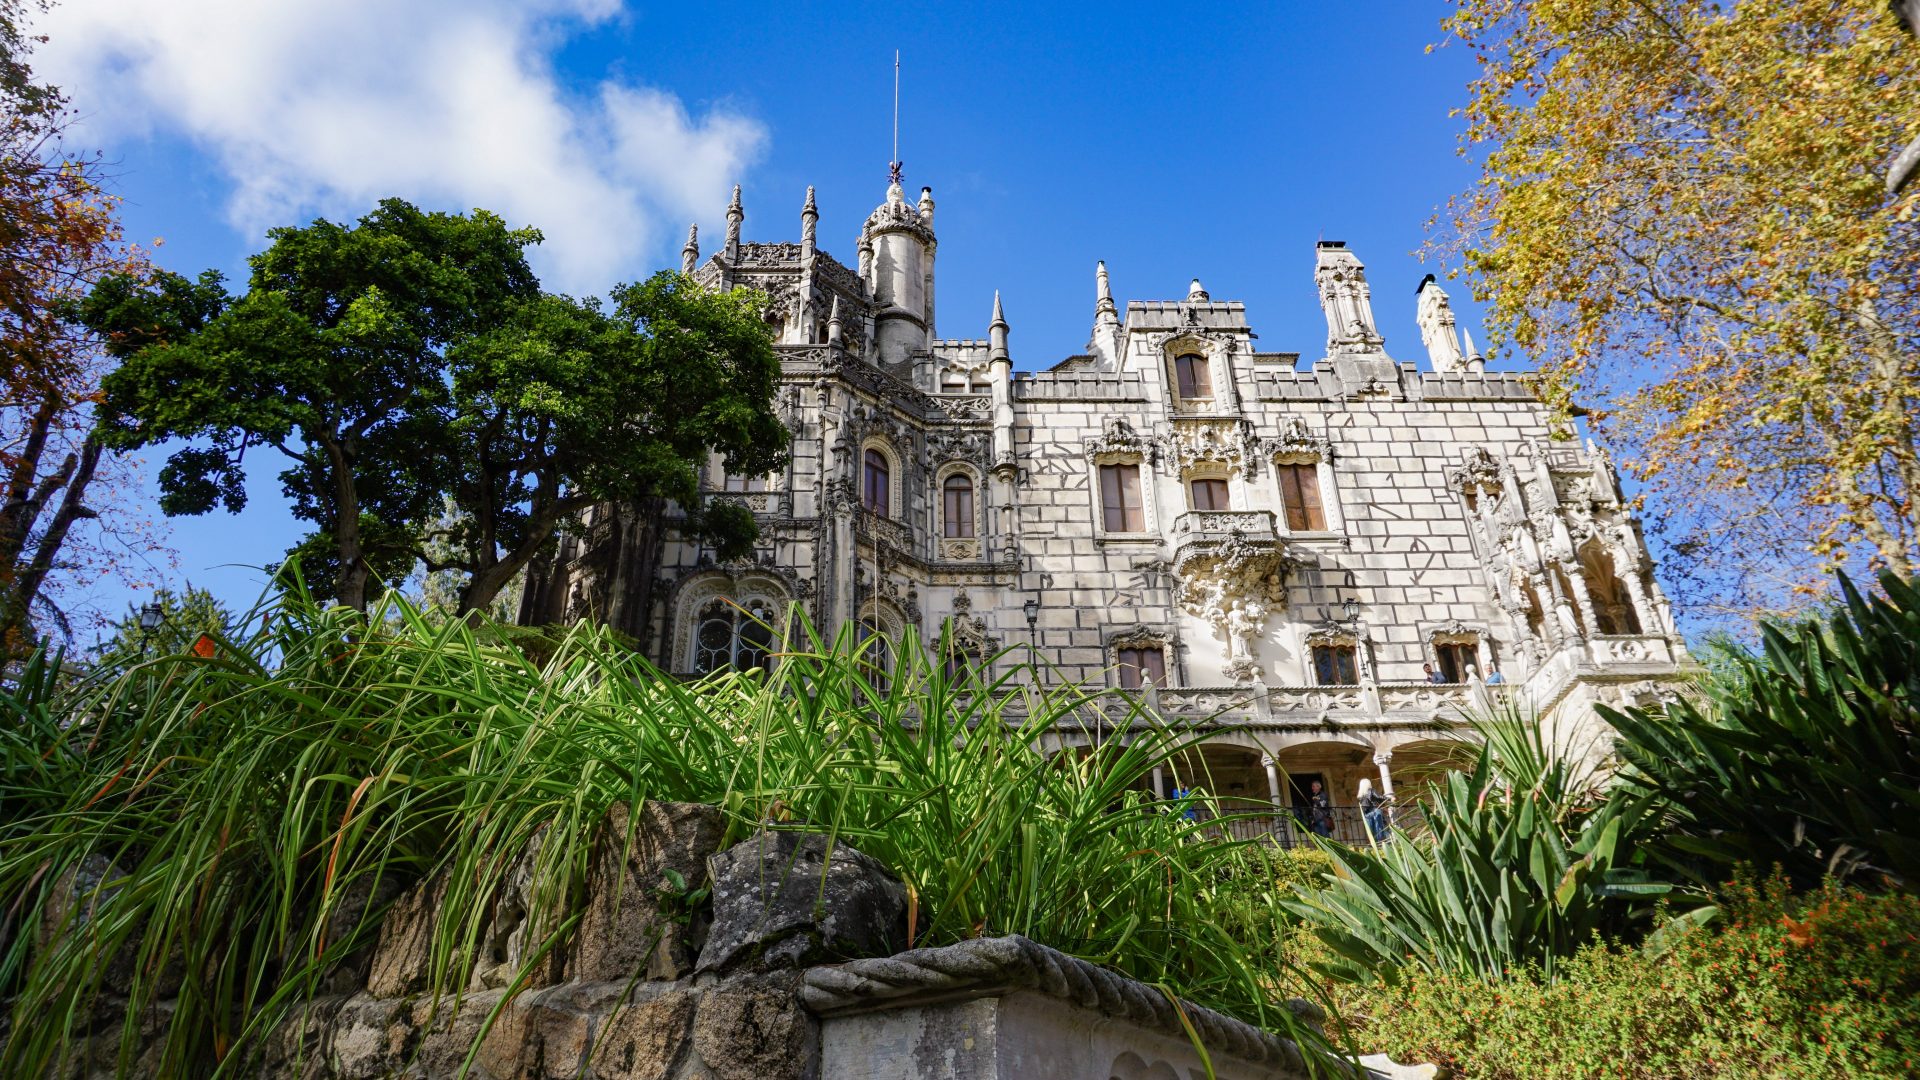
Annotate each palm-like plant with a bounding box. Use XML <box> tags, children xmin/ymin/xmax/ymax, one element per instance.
<box><xmin>1603</xmin><ymin>571</ymin><xmax>1920</xmax><ymax>891</ymax></box>
<box><xmin>1283</xmin><ymin>704</ymin><xmax>1678</xmax><ymax>985</ymax></box>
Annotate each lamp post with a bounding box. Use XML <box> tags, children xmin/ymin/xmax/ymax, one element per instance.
<box><xmin>136</xmin><ymin>601</ymin><xmax>165</xmax><ymax>654</ymax></box>
<box><xmin>1342</xmin><ymin>596</ymin><xmax>1361</xmax><ymax>626</ymax></box>
<box><xmin>1022</xmin><ymin>595</ymin><xmax>1040</xmax><ymax>671</ymax></box>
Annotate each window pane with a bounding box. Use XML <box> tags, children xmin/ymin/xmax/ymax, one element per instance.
<box><xmin>1313</xmin><ymin>644</ymin><xmax>1358</xmax><ymax>685</ymax></box>
<box><xmin>738</xmin><ymin>614</ymin><xmax>774</xmax><ymax>671</ymax></box>
<box><xmin>1279</xmin><ymin>464</ymin><xmax>1326</xmax><ymax>531</ymax></box>
<box><xmin>1101</xmin><ymin>464</ymin><xmax>1144</xmax><ymax>532</ymax></box>
<box><xmin>1142</xmin><ymin>648</ymin><xmax>1166</xmax><ymax>686</ymax></box>
<box><xmin>943</xmin><ymin>475</ymin><xmax>975</xmax><ymax>538</ymax></box>
<box><xmin>695</xmin><ymin>610</ymin><xmax>735</xmax><ymax>674</ymax></box>
<box><xmin>1190</xmin><ymin>477</ymin><xmax>1229</xmax><ymax>511</ymax></box>
<box><xmin>863</xmin><ymin>449</ymin><xmax>890</xmax><ymax>517</ymax></box>
<box><xmin>1175</xmin><ymin>354</ymin><xmax>1212</xmax><ymax>398</ymax></box>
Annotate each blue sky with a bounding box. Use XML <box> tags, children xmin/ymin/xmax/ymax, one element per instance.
<box><xmin>36</xmin><ymin>0</ymin><xmax>1496</xmax><ymax>633</ymax></box>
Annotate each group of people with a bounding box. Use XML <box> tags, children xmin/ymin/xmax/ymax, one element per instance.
<box><xmin>1162</xmin><ymin>777</ymin><xmax>1396</xmax><ymax>846</ymax></box>
<box><xmin>1296</xmin><ymin>778</ymin><xmax>1394</xmax><ymax>845</ymax></box>
<box><xmin>1422</xmin><ymin>661</ymin><xmax>1506</xmax><ymax>685</ymax></box>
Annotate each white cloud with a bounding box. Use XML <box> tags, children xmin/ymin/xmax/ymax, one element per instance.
<box><xmin>34</xmin><ymin>0</ymin><xmax>765</xmax><ymax>293</ymax></box>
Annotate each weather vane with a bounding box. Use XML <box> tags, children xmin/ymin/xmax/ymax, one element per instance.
<box><xmin>888</xmin><ymin>49</ymin><xmax>903</xmax><ymax>186</ymax></box>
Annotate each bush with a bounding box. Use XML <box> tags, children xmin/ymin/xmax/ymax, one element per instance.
<box><xmin>1326</xmin><ymin>874</ymin><xmax>1920</xmax><ymax>1079</ymax></box>
<box><xmin>1604</xmin><ymin>570</ymin><xmax>1919</xmax><ymax>891</ymax></box>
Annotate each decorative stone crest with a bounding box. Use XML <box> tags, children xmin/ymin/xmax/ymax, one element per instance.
<box><xmin>1264</xmin><ymin>415</ymin><xmax>1332</xmax><ymax>462</ymax></box>
<box><xmin>941</xmin><ymin>590</ymin><xmax>999</xmax><ymax>658</ymax></box>
<box><xmin>1083</xmin><ymin>415</ymin><xmax>1156</xmax><ymax>463</ymax></box>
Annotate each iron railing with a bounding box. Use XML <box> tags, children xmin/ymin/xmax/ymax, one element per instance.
<box><xmin>1177</xmin><ymin>803</ymin><xmax>1427</xmax><ymax>848</ymax></box>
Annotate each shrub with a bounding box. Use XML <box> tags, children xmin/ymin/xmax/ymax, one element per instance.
<box><xmin>1329</xmin><ymin>874</ymin><xmax>1920</xmax><ymax>1079</ymax></box>
<box><xmin>1604</xmin><ymin>570</ymin><xmax>1919</xmax><ymax>891</ymax></box>
<box><xmin>1282</xmin><ymin>706</ymin><xmax>1681</xmax><ymax>985</ymax></box>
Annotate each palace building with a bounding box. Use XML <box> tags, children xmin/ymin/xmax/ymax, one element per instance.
<box><xmin>519</xmin><ymin>176</ymin><xmax>1694</xmax><ymax>831</ymax></box>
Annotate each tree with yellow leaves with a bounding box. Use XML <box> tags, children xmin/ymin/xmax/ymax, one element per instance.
<box><xmin>1438</xmin><ymin>0</ymin><xmax>1920</xmax><ymax>619</ymax></box>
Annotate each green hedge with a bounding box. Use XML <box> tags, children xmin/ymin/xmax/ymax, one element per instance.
<box><xmin>1315</xmin><ymin>873</ymin><xmax>1920</xmax><ymax>1079</ymax></box>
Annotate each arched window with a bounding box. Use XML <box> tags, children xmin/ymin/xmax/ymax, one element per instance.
<box><xmin>943</xmin><ymin>474</ymin><xmax>975</xmax><ymax>537</ymax></box>
<box><xmin>862</xmin><ymin>448</ymin><xmax>891</xmax><ymax>517</ymax></box>
<box><xmin>1174</xmin><ymin>354</ymin><xmax>1213</xmax><ymax>399</ymax></box>
<box><xmin>692</xmin><ymin>599</ymin><xmax>777</xmax><ymax>674</ymax></box>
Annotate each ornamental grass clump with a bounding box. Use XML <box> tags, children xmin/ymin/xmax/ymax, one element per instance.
<box><xmin>0</xmin><ymin>585</ymin><xmax>1331</xmax><ymax>1077</ymax></box>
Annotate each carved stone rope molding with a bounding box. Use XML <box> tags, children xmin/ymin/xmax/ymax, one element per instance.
<box><xmin>798</xmin><ymin>933</ymin><xmax>1331</xmax><ymax>1075</ymax></box>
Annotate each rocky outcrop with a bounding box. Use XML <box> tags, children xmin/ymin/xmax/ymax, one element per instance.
<box><xmin>698</xmin><ymin>830</ymin><xmax>909</xmax><ymax>974</ymax></box>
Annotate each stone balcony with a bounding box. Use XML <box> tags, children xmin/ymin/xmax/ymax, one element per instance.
<box><xmin>1168</xmin><ymin>510</ymin><xmax>1281</xmax><ymax>567</ymax></box>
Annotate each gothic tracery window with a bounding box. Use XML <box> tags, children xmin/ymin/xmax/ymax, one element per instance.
<box><xmin>1312</xmin><ymin>643</ymin><xmax>1359</xmax><ymax>685</ymax></box>
<box><xmin>692</xmin><ymin>600</ymin><xmax>776</xmax><ymax>674</ymax></box>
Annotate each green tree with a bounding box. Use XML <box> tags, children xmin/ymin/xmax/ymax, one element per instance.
<box><xmin>87</xmin><ymin>201</ymin><xmax>788</xmax><ymax>615</ymax></box>
<box><xmin>94</xmin><ymin>585</ymin><xmax>233</xmax><ymax>660</ymax></box>
<box><xmin>1436</xmin><ymin>0</ymin><xmax>1920</xmax><ymax>620</ymax></box>
<box><xmin>434</xmin><ymin>274</ymin><xmax>786</xmax><ymax>615</ymax></box>
<box><xmin>87</xmin><ymin>199</ymin><xmax>538</xmax><ymax>610</ymax></box>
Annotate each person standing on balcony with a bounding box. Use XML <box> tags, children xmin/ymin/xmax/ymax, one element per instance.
<box><xmin>1359</xmin><ymin>778</ymin><xmax>1388</xmax><ymax>844</ymax></box>
<box><xmin>1307</xmin><ymin>780</ymin><xmax>1334</xmax><ymax>838</ymax></box>
<box><xmin>1485</xmin><ymin>663</ymin><xmax>1505</xmax><ymax>685</ymax></box>
<box><xmin>1424</xmin><ymin>663</ymin><xmax>1447</xmax><ymax>685</ymax></box>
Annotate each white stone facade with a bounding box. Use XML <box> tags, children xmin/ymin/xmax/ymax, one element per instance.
<box><xmin>521</xmin><ymin>179</ymin><xmax>1693</xmax><ymax>816</ymax></box>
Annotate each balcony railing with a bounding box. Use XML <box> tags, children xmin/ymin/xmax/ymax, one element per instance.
<box><xmin>1182</xmin><ymin>803</ymin><xmax>1429</xmax><ymax>848</ymax></box>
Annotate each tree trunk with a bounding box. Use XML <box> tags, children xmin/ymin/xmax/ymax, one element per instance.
<box><xmin>621</xmin><ymin>496</ymin><xmax>670</xmax><ymax>655</ymax></box>
<box><xmin>0</xmin><ymin>431</ymin><xmax>101</xmax><ymax>648</ymax></box>
<box><xmin>321</xmin><ymin>438</ymin><xmax>369</xmax><ymax>611</ymax></box>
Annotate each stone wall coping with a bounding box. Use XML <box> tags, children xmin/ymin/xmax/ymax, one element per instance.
<box><xmin>798</xmin><ymin>933</ymin><xmax>1326</xmax><ymax>1075</ymax></box>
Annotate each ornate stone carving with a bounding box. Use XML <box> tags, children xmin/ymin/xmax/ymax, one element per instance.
<box><xmin>1083</xmin><ymin>415</ymin><xmax>1156</xmax><ymax>463</ymax></box>
<box><xmin>1161</xmin><ymin>418</ymin><xmax>1256</xmax><ymax>475</ymax></box>
<box><xmin>1264</xmin><ymin>415</ymin><xmax>1332</xmax><ymax>462</ymax></box>
<box><xmin>939</xmin><ymin>538</ymin><xmax>981</xmax><ymax>561</ymax></box>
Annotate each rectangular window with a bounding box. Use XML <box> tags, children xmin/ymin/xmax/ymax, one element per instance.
<box><xmin>723</xmin><ymin>474</ymin><xmax>767</xmax><ymax>492</ymax></box>
<box><xmin>1278</xmin><ymin>463</ymin><xmax>1326</xmax><ymax>531</ymax></box>
<box><xmin>1435</xmin><ymin>642</ymin><xmax>1477</xmax><ymax>683</ymax></box>
<box><xmin>943</xmin><ymin>476</ymin><xmax>975</xmax><ymax>538</ymax></box>
<box><xmin>1099</xmin><ymin>463</ymin><xmax>1145</xmax><ymax>532</ymax></box>
<box><xmin>1312</xmin><ymin>644</ymin><xmax>1359</xmax><ymax>685</ymax></box>
<box><xmin>1117</xmin><ymin>646</ymin><xmax>1166</xmax><ymax>689</ymax></box>
<box><xmin>1175</xmin><ymin>355</ymin><xmax>1213</xmax><ymax>399</ymax></box>
<box><xmin>1189</xmin><ymin>477</ymin><xmax>1230</xmax><ymax>511</ymax></box>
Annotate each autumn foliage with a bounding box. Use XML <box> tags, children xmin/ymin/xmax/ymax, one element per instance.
<box><xmin>0</xmin><ymin>0</ymin><xmax>159</xmax><ymax>648</ymax></box>
<box><xmin>1439</xmin><ymin>0</ymin><xmax>1920</xmax><ymax>619</ymax></box>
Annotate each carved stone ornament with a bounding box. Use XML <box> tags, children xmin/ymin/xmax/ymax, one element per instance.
<box><xmin>1084</xmin><ymin>415</ymin><xmax>1156</xmax><ymax>463</ymax></box>
<box><xmin>1303</xmin><ymin>623</ymin><xmax>1361</xmax><ymax>649</ymax></box>
<box><xmin>1449</xmin><ymin>446</ymin><xmax>1505</xmax><ymax>496</ymax></box>
<box><xmin>1171</xmin><ymin>531</ymin><xmax>1295</xmax><ymax>640</ymax></box>
<box><xmin>939</xmin><ymin>538</ymin><xmax>982</xmax><ymax>561</ymax></box>
<box><xmin>1264</xmin><ymin>415</ymin><xmax>1332</xmax><ymax>463</ymax></box>
<box><xmin>1428</xmin><ymin>620</ymin><xmax>1479</xmax><ymax>644</ymax></box>
<box><xmin>941</xmin><ymin>589</ymin><xmax>999</xmax><ymax>657</ymax></box>
<box><xmin>1161</xmin><ymin>418</ymin><xmax>1256</xmax><ymax>476</ymax></box>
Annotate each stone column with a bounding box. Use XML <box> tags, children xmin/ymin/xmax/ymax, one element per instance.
<box><xmin>1151</xmin><ymin>765</ymin><xmax>1167</xmax><ymax>801</ymax></box>
<box><xmin>1560</xmin><ymin>561</ymin><xmax>1601</xmax><ymax>637</ymax></box>
<box><xmin>1262</xmin><ymin>754</ymin><xmax>1283</xmax><ymax>806</ymax></box>
<box><xmin>1373</xmin><ymin>748</ymin><xmax>1396</xmax><ymax>828</ymax></box>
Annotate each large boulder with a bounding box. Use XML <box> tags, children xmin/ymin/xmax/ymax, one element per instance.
<box><xmin>697</xmin><ymin>831</ymin><xmax>908</xmax><ymax>974</ymax></box>
<box><xmin>468</xmin><ymin>827</ymin><xmax>567</xmax><ymax>992</ymax></box>
<box><xmin>690</xmin><ymin>973</ymin><xmax>817</xmax><ymax>1080</ymax></box>
<box><xmin>573</xmin><ymin>801</ymin><xmax>728</xmax><ymax>984</ymax></box>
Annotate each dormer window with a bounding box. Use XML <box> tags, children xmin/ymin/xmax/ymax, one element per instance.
<box><xmin>1175</xmin><ymin>354</ymin><xmax>1212</xmax><ymax>399</ymax></box>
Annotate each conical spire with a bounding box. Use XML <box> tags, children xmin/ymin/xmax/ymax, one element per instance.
<box><xmin>1096</xmin><ymin>261</ymin><xmax>1117</xmax><ymax>317</ymax></box>
<box><xmin>1088</xmin><ymin>261</ymin><xmax>1124</xmax><ymax>372</ymax></box>
<box><xmin>827</xmin><ymin>295</ymin><xmax>843</xmax><ymax>346</ymax></box>
<box><xmin>1463</xmin><ymin>328</ymin><xmax>1479</xmax><ymax>359</ymax></box>
<box><xmin>1187</xmin><ymin>278</ymin><xmax>1209</xmax><ymax>303</ymax></box>
<box><xmin>988</xmin><ymin>291</ymin><xmax>1009</xmax><ymax>361</ymax></box>
<box><xmin>680</xmin><ymin>224</ymin><xmax>699</xmax><ymax>274</ymax></box>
